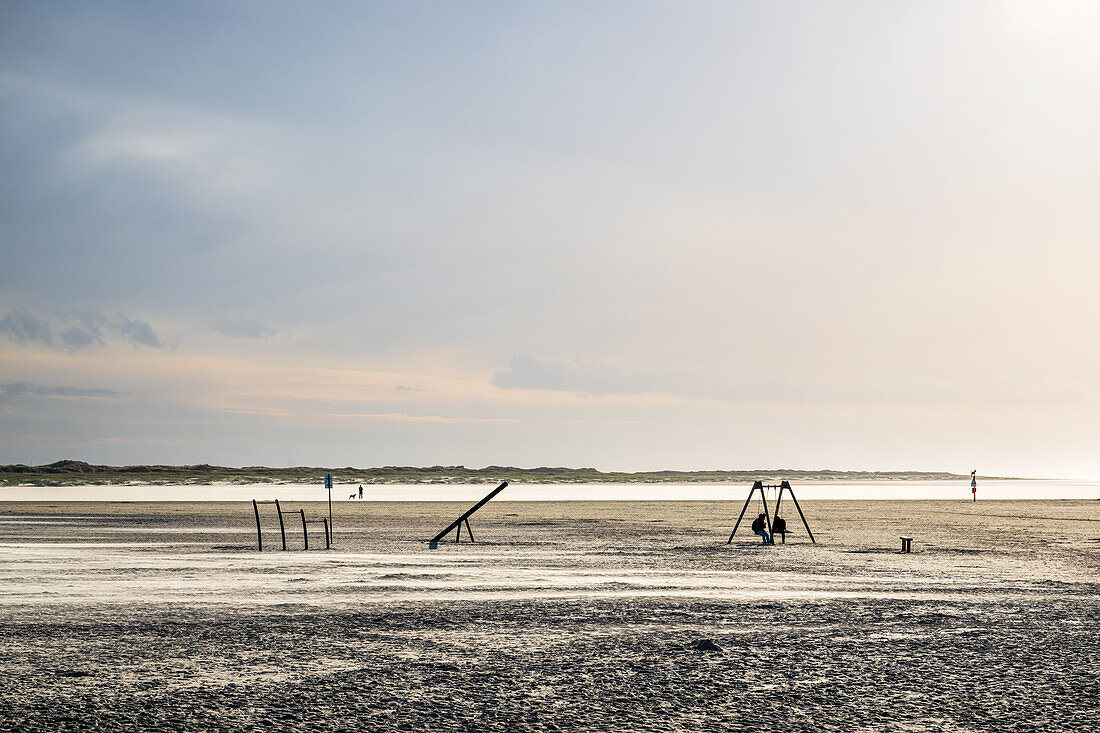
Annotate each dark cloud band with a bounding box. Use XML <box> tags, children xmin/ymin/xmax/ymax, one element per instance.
<box><xmin>0</xmin><ymin>309</ymin><xmax>164</xmax><ymax>350</ymax></box>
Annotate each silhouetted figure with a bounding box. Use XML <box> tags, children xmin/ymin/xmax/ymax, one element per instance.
<box><xmin>772</xmin><ymin>515</ymin><xmax>787</xmax><ymax>543</ymax></box>
<box><xmin>751</xmin><ymin>513</ymin><xmax>771</xmax><ymax>544</ymax></box>
<box><xmin>358</xmin><ymin>485</ymin><xmax>364</xmax><ymax>499</ymax></box>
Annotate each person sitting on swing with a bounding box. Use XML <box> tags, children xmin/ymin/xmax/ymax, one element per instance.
<box><xmin>751</xmin><ymin>513</ymin><xmax>771</xmax><ymax>544</ymax></box>
<box><xmin>771</xmin><ymin>515</ymin><xmax>787</xmax><ymax>542</ymax></box>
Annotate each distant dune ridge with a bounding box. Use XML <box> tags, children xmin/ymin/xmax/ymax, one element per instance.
<box><xmin>0</xmin><ymin>460</ymin><xmax>999</xmax><ymax>486</ymax></box>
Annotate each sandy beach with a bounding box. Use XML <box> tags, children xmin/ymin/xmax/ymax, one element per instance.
<box><xmin>0</xmin><ymin>498</ymin><xmax>1097</xmax><ymax>731</ymax></box>
<box><xmin>7</xmin><ymin>2</ymin><xmax>1100</xmax><ymax>729</ymax></box>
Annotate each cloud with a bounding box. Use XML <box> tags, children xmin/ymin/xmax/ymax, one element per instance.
<box><xmin>214</xmin><ymin>317</ymin><xmax>276</xmax><ymax>340</ymax></box>
<box><xmin>0</xmin><ymin>310</ymin><xmax>54</xmax><ymax>346</ymax></box>
<box><xmin>1</xmin><ymin>381</ymin><xmax>119</xmax><ymax>398</ymax></box>
<box><xmin>59</xmin><ymin>312</ymin><xmax>107</xmax><ymax>349</ymax></box>
<box><xmin>116</xmin><ymin>314</ymin><xmax>163</xmax><ymax>348</ymax></box>
<box><xmin>60</xmin><ymin>326</ymin><xmax>99</xmax><ymax>348</ymax></box>
<box><xmin>0</xmin><ymin>309</ymin><xmax>164</xmax><ymax>350</ymax></box>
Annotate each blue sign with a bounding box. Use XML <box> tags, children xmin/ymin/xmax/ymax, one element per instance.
<box><xmin>324</xmin><ymin>474</ymin><xmax>332</xmax><ymax>489</ymax></box>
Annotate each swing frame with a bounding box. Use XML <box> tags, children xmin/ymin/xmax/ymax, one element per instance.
<box><xmin>726</xmin><ymin>480</ymin><xmax>815</xmax><ymax>544</ymax></box>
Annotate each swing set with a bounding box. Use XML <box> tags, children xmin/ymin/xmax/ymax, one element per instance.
<box><xmin>727</xmin><ymin>480</ymin><xmax>815</xmax><ymax>544</ymax></box>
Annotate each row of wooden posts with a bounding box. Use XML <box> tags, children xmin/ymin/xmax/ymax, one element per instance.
<box><xmin>252</xmin><ymin>499</ymin><xmax>330</xmax><ymax>551</ymax></box>
<box><xmin>253</xmin><ymin>479</ymin><xmax>818</xmax><ymax>551</ymax></box>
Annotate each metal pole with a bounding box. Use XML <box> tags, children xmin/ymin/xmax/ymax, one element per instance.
<box><xmin>252</xmin><ymin>499</ymin><xmax>262</xmax><ymax>551</ymax></box>
<box><xmin>300</xmin><ymin>509</ymin><xmax>308</xmax><ymax>550</ymax></box>
<box><xmin>275</xmin><ymin>499</ymin><xmax>287</xmax><ymax>551</ymax></box>
<box><xmin>327</xmin><ymin>476</ymin><xmax>333</xmax><ymax>548</ymax></box>
<box><xmin>322</xmin><ymin>519</ymin><xmax>330</xmax><ymax>549</ymax></box>
<box><xmin>728</xmin><ymin>482</ymin><xmax>759</xmax><ymax>543</ymax></box>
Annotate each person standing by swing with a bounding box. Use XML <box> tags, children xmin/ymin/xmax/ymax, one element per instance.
<box><xmin>751</xmin><ymin>513</ymin><xmax>771</xmax><ymax>544</ymax></box>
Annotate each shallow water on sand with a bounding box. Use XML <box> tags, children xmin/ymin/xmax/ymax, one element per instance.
<box><xmin>2</xmin><ymin>478</ymin><xmax>1098</xmax><ymax>501</ymax></box>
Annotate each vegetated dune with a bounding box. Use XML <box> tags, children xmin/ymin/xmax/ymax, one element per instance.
<box><xmin>0</xmin><ymin>460</ymin><xmax>991</xmax><ymax>486</ymax></box>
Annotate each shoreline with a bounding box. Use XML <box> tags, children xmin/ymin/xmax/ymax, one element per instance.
<box><xmin>0</xmin><ymin>475</ymin><xmax>1028</xmax><ymax>488</ymax></box>
<box><xmin>1</xmin><ymin>481</ymin><xmax>1095</xmax><ymax>503</ymax></box>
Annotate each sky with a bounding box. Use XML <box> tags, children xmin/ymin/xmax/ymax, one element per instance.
<box><xmin>1</xmin><ymin>1</ymin><xmax>1098</xmax><ymax>477</ymax></box>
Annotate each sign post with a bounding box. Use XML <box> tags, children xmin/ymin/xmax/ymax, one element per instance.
<box><xmin>324</xmin><ymin>474</ymin><xmax>333</xmax><ymax>545</ymax></box>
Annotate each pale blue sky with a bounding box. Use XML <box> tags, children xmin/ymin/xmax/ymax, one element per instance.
<box><xmin>2</xmin><ymin>1</ymin><xmax>1099</xmax><ymax>475</ymax></box>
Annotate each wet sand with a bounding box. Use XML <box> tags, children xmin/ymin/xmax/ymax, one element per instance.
<box><xmin>1</xmin><ymin>499</ymin><xmax>1098</xmax><ymax>731</ymax></box>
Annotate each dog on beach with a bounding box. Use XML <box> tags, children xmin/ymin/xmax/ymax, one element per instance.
<box><xmin>348</xmin><ymin>494</ymin><xmax>356</xmax><ymax>499</ymax></box>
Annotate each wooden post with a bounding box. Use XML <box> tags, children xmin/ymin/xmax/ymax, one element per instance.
<box><xmin>253</xmin><ymin>499</ymin><xmax>263</xmax><ymax>551</ymax></box>
<box><xmin>274</xmin><ymin>499</ymin><xmax>287</xmax><ymax>551</ymax></box>
<box><xmin>327</xmin><ymin>475</ymin><xmax>333</xmax><ymax>547</ymax></box>
<box><xmin>323</xmin><ymin>519</ymin><xmax>330</xmax><ymax>549</ymax></box>
<box><xmin>300</xmin><ymin>509</ymin><xmax>308</xmax><ymax>550</ymax></box>
<box><xmin>465</xmin><ymin>518</ymin><xmax>474</xmax><ymax>542</ymax></box>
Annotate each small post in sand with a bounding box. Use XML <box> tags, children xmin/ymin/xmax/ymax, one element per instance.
<box><xmin>274</xmin><ymin>499</ymin><xmax>287</xmax><ymax>551</ymax></box>
<box><xmin>305</xmin><ymin>518</ymin><xmax>331</xmax><ymax>550</ymax></box>
<box><xmin>252</xmin><ymin>499</ymin><xmax>263</xmax><ymax>551</ymax></box>
<box><xmin>324</xmin><ymin>474</ymin><xmax>334</xmax><ymax>547</ymax></box>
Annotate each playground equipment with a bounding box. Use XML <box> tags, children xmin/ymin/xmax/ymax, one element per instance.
<box><xmin>428</xmin><ymin>481</ymin><xmax>508</xmax><ymax>548</ymax></box>
<box><xmin>727</xmin><ymin>480</ymin><xmax>815</xmax><ymax>544</ymax></box>
<box><xmin>252</xmin><ymin>499</ymin><xmax>330</xmax><ymax>551</ymax></box>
